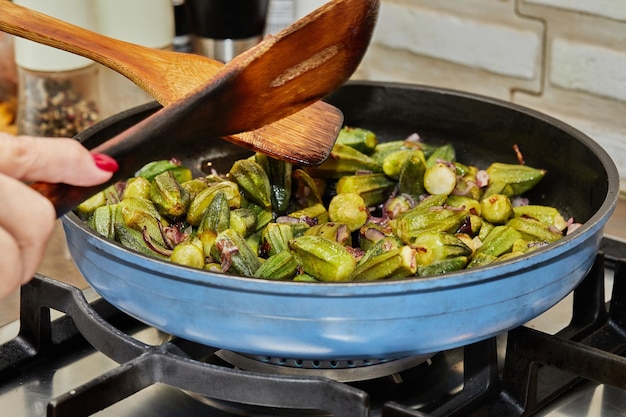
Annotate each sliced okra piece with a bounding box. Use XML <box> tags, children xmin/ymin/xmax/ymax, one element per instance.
<box><xmin>305</xmin><ymin>222</ymin><xmax>352</xmax><ymax>246</ymax></box>
<box><xmin>254</xmin><ymin>251</ymin><xmax>299</xmax><ymax>280</ymax></box>
<box><xmin>417</xmin><ymin>256</ymin><xmax>468</xmax><ymax>277</ymax></box>
<box><xmin>328</xmin><ymin>192</ymin><xmax>368</xmax><ymax>232</ymax></box>
<box><xmin>255</xmin><ymin>153</ymin><xmax>292</xmax><ymax>215</ymax></box>
<box><xmin>211</xmin><ymin>229</ymin><xmax>261</xmax><ymax>277</ymax></box>
<box><xmin>292</xmin><ymin>168</ymin><xmax>324</xmax><ymax>207</ymax></box>
<box><xmin>507</xmin><ymin>216</ymin><xmax>563</xmax><ymax>243</ymax></box>
<box><xmin>304</xmin><ymin>143</ymin><xmax>382</xmax><ymax>178</ymax></box>
<box><xmin>392</xmin><ymin>204</ymin><xmax>469</xmax><ymax>244</ymax></box>
<box><xmin>76</xmin><ymin>190</ymin><xmax>107</xmax><ymax>220</ymax></box>
<box><xmin>426</xmin><ymin>143</ymin><xmax>456</xmax><ymax>167</ymax></box>
<box><xmin>229</xmin><ymin>208</ymin><xmax>258</xmax><ymax>238</ymax></box>
<box><xmin>186</xmin><ymin>181</ymin><xmax>241</xmax><ymax>226</ymax></box>
<box><xmin>357</xmin><ymin>235</ymin><xmax>403</xmax><ymax>266</ymax></box>
<box><xmin>335</xmin><ymin>173</ymin><xmax>395</xmax><ymax>207</ymax></box>
<box><xmin>423</xmin><ymin>161</ymin><xmax>457</xmax><ymax>196</ymax></box>
<box><xmin>476</xmin><ymin>225</ymin><xmax>522</xmax><ymax>257</ymax></box>
<box><xmin>118</xmin><ymin>197</ymin><xmax>167</xmax><ymax>247</ymax></box>
<box><xmin>358</xmin><ymin>222</ymin><xmax>394</xmax><ymax>252</ymax></box>
<box><xmin>350</xmin><ymin>245</ymin><xmax>417</xmax><ymax>281</ymax></box>
<box><xmin>228</xmin><ymin>159</ymin><xmax>272</xmax><ymax>210</ymax></box>
<box><xmin>485</xmin><ymin>162</ymin><xmax>546</xmax><ymax>196</ymax></box>
<box><xmin>289</xmin><ymin>235</ymin><xmax>356</xmax><ymax>282</ymax></box>
<box><xmin>397</xmin><ymin>151</ymin><xmax>427</xmax><ymax>196</ymax></box>
<box><xmin>88</xmin><ymin>204</ymin><xmax>119</xmax><ymax>239</ymax></box>
<box><xmin>115</xmin><ymin>222</ymin><xmax>169</xmax><ymax>260</ymax></box>
<box><xmin>481</xmin><ymin>193</ymin><xmax>514</xmax><ymax>225</ymax></box>
<box><xmin>383</xmin><ymin>149</ymin><xmax>423</xmax><ymax>180</ymax></box>
<box><xmin>261</xmin><ymin>223</ymin><xmax>294</xmax><ymax>257</ymax></box>
<box><xmin>197</xmin><ymin>190</ymin><xmax>230</xmax><ymax>234</ymax></box>
<box><xmin>150</xmin><ymin>171</ymin><xmax>190</xmax><ymax>220</ymax></box>
<box><xmin>170</xmin><ymin>238</ymin><xmax>205</xmax><ymax>269</ymax></box>
<box><xmin>122</xmin><ymin>176</ymin><xmax>152</xmax><ymax>201</ymax></box>
<box><xmin>181</xmin><ymin>178</ymin><xmax>209</xmax><ymax>200</ymax></box>
<box><xmin>512</xmin><ymin>205</ymin><xmax>567</xmax><ymax>231</ymax></box>
<box><xmin>287</xmin><ymin>203</ymin><xmax>329</xmax><ymax>224</ymax></box>
<box><xmin>335</xmin><ymin>126</ymin><xmax>378</xmax><ymax>155</ymax></box>
<box><xmin>411</xmin><ymin>231</ymin><xmax>472</xmax><ymax>266</ymax></box>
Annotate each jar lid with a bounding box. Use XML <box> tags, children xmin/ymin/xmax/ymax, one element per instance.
<box><xmin>94</xmin><ymin>0</ymin><xmax>175</xmax><ymax>49</ymax></box>
<box><xmin>13</xmin><ymin>0</ymin><xmax>97</xmax><ymax>72</ymax></box>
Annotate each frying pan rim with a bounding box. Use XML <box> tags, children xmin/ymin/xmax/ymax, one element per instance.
<box><xmin>65</xmin><ymin>81</ymin><xmax>619</xmax><ymax>294</ymax></box>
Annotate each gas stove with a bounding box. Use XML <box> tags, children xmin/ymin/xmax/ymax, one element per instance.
<box><xmin>0</xmin><ymin>236</ymin><xmax>625</xmax><ymax>417</ymax></box>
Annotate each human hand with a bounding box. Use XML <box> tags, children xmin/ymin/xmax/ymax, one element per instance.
<box><xmin>0</xmin><ymin>132</ymin><xmax>118</xmax><ymax>299</ymax></box>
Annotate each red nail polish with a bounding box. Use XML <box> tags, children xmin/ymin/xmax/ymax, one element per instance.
<box><xmin>92</xmin><ymin>153</ymin><xmax>119</xmax><ymax>173</ymax></box>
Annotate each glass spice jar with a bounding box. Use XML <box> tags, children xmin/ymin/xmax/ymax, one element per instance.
<box><xmin>16</xmin><ymin>66</ymin><xmax>99</xmax><ymax>137</ymax></box>
<box><xmin>13</xmin><ymin>0</ymin><xmax>100</xmax><ymax>137</ymax></box>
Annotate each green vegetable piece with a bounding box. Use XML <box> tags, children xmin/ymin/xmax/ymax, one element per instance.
<box><xmin>261</xmin><ymin>223</ymin><xmax>294</xmax><ymax>257</ymax></box>
<box><xmin>336</xmin><ymin>126</ymin><xmax>378</xmax><ymax>155</ymax></box>
<box><xmin>426</xmin><ymin>143</ymin><xmax>456</xmax><ymax>167</ymax></box>
<box><xmin>485</xmin><ymin>162</ymin><xmax>546</xmax><ymax>196</ymax></box>
<box><xmin>447</xmin><ymin>195</ymin><xmax>481</xmax><ymax>216</ymax></box>
<box><xmin>382</xmin><ymin>149</ymin><xmax>421</xmax><ymax>180</ymax></box>
<box><xmin>181</xmin><ymin>178</ymin><xmax>209</xmax><ymax>200</ymax></box>
<box><xmin>76</xmin><ymin>190</ymin><xmax>107</xmax><ymax>220</ymax></box>
<box><xmin>170</xmin><ymin>239</ymin><xmax>205</xmax><ymax>269</ymax></box>
<box><xmin>475</xmin><ymin>225</ymin><xmax>522</xmax><ymax>257</ymax></box>
<box><xmin>136</xmin><ymin>159</ymin><xmax>191</xmax><ymax>182</ymax></box>
<box><xmin>512</xmin><ymin>205</ymin><xmax>568</xmax><ymax>231</ymax></box>
<box><xmin>228</xmin><ymin>159</ymin><xmax>272</xmax><ymax>209</ymax></box>
<box><xmin>88</xmin><ymin>204</ymin><xmax>118</xmax><ymax>239</ymax></box>
<box><xmin>304</xmin><ymin>143</ymin><xmax>382</xmax><ymax>178</ymax></box>
<box><xmin>254</xmin><ymin>251</ymin><xmax>299</xmax><ymax>280</ymax></box>
<box><xmin>392</xmin><ymin>200</ymin><xmax>469</xmax><ymax>244</ymax></box>
<box><xmin>287</xmin><ymin>203</ymin><xmax>329</xmax><ymax>224</ymax></box>
<box><xmin>186</xmin><ymin>182</ymin><xmax>241</xmax><ymax>226</ymax></box>
<box><xmin>198</xmin><ymin>191</ymin><xmax>230</xmax><ymax>234</ymax></box>
<box><xmin>358</xmin><ymin>222</ymin><xmax>394</xmax><ymax>252</ymax></box>
<box><xmin>335</xmin><ymin>173</ymin><xmax>395</xmax><ymax>207</ymax></box>
<box><xmin>357</xmin><ymin>235</ymin><xmax>403</xmax><ymax>266</ymax></box>
<box><xmin>114</xmin><ymin>222</ymin><xmax>169</xmax><ymax>260</ymax></box>
<box><xmin>371</xmin><ymin>140</ymin><xmax>414</xmax><ymax>164</ymax></box>
<box><xmin>293</xmin><ymin>273</ymin><xmax>319</xmax><ymax>282</ymax></box>
<box><xmin>122</xmin><ymin>177</ymin><xmax>151</xmax><ymax>201</ymax></box>
<box><xmin>229</xmin><ymin>208</ymin><xmax>258</xmax><ymax>238</ymax></box>
<box><xmin>150</xmin><ymin>171</ymin><xmax>190</xmax><ymax>220</ymax></box>
<box><xmin>118</xmin><ymin>197</ymin><xmax>167</xmax><ymax>247</ymax></box>
<box><xmin>292</xmin><ymin>169</ymin><xmax>324</xmax><ymax>208</ymax></box>
<box><xmin>305</xmin><ymin>222</ymin><xmax>352</xmax><ymax>246</ymax></box>
<box><xmin>350</xmin><ymin>246</ymin><xmax>417</xmax><ymax>281</ymax></box>
<box><xmin>398</xmin><ymin>151</ymin><xmax>427</xmax><ymax>196</ymax></box>
<box><xmin>255</xmin><ymin>153</ymin><xmax>292</xmax><ymax>215</ymax></box>
<box><xmin>507</xmin><ymin>216</ymin><xmax>563</xmax><ymax>243</ymax></box>
<box><xmin>417</xmin><ymin>256</ymin><xmax>468</xmax><ymax>277</ymax></box>
<box><xmin>328</xmin><ymin>193</ymin><xmax>368</xmax><ymax>232</ymax></box>
<box><xmin>289</xmin><ymin>235</ymin><xmax>356</xmax><ymax>282</ymax></box>
<box><xmin>481</xmin><ymin>194</ymin><xmax>514</xmax><ymax>224</ymax></box>
<box><xmin>411</xmin><ymin>231</ymin><xmax>472</xmax><ymax>266</ymax></box>
<box><xmin>212</xmin><ymin>229</ymin><xmax>261</xmax><ymax>277</ymax></box>
<box><xmin>423</xmin><ymin>162</ymin><xmax>457</xmax><ymax>196</ymax></box>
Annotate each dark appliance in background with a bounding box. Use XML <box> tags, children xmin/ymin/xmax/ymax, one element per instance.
<box><xmin>183</xmin><ymin>0</ymin><xmax>269</xmax><ymax>62</ymax></box>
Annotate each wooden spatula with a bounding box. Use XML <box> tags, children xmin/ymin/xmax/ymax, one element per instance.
<box><xmin>0</xmin><ymin>0</ymin><xmax>364</xmax><ymax>165</ymax></box>
<box><xmin>26</xmin><ymin>0</ymin><xmax>380</xmax><ymax>216</ymax></box>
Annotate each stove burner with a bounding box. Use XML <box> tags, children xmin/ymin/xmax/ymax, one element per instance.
<box><xmin>215</xmin><ymin>350</ymin><xmax>434</xmax><ymax>382</ymax></box>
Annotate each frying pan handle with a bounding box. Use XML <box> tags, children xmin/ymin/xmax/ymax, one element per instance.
<box><xmin>31</xmin><ymin>181</ymin><xmax>107</xmax><ymax>218</ymax></box>
<box><xmin>30</xmin><ymin>96</ymin><xmax>221</xmax><ymax>218</ymax></box>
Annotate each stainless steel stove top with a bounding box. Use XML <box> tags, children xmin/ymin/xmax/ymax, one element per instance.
<box><xmin>0</xmin><ymin>236</ymin><xmax>625</xmax><ymax>417</ymax></box>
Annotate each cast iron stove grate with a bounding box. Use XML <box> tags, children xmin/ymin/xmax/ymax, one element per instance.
<box><xmin>0</xmin><ymin>237</ymin><xmax>625</xmax><ymax>417</ymax></box>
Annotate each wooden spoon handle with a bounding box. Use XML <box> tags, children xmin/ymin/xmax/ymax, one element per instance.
<box><xmin>0</xmin><ymin>0</ymin><xmax>221</xmax><ymax>104</ymax></box>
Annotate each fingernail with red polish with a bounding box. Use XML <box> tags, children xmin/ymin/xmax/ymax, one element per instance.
<box><xmin>92</xmin><ymin>153</ymin><xmax>119</xmax><ymax>173</ymax></box>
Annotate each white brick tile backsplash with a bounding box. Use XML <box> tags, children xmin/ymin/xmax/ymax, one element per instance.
<box><xmin>550</xmin><ymin>38</ymin><xmax>626</xmax><ymax>102</ymax></box>
<box><xmin>524</xmin><ymin>0</ymin><xmax>626</xmax><ymax>21</ymax></box>
<box><xmin>374</xmin><ymin>3</ymin><xmax>541</xmax><ymax>79</ymax></box>
<box><xmin>356</xmin><ymin>0</ymin><xmax>626</xmax><ymax>188</ymax></box>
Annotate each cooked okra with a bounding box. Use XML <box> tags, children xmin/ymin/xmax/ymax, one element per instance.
<box><xmin>77</xmin><ymin>128</ymin><xmax>580</xmax><ymax>282</ymax></box>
